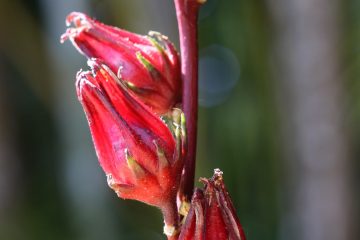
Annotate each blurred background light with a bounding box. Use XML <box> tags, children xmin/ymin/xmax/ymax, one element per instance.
<box><xmin>199</xmin><ymin>44</ymin><xmax>240</xmax><ymax>107</ymax></box>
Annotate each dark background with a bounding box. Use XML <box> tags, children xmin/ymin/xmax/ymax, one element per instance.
<box><xmin>0</xmin><ymin>0</ymin><xmax>359</xmax><ymax>239</ymax></box>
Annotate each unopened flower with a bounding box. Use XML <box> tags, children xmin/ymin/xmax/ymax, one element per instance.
<box><xmin>62</xmin><ymin>12</ymin><xmax>181</xmax><ymax>114</ymax></box>
<box><xmin>179</xmin><ymin>169</ymin><xmax>247</xmax><ymax>240</ymax></box>
<box><xmin>76</xmin><ymin>59</ymin><xmax>186</xmax><ymax>207</ymax></box>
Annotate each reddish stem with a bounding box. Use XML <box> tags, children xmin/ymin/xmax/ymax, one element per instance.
<box><xmin>161</xmin><ymin>199</ymin><xmax>180</xmax><ymax>240</ymax></box>
<box><xmin>174</xmin><ymin>0</ymin><xmax>203</xmax><ymax>202</ymax></box>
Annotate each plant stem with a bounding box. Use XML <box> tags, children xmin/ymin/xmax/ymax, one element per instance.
<box><xmin>174</xmin><ymin>0</ymin><xmax>203</xmax><ymax>203</ymax></box>
<box><xmin>161</xmin><ymin>200</ymin><xmax>180</xmax><ymax>240</ymax></box>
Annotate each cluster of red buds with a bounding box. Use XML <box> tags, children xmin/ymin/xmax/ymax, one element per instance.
<box><xmin>179</xmin><ymin>169</ymin><xmax>246</xmax><ymax>240</ymax></box>
<box><xmin>62</xmin><ymin>11</ymin><xmax>246</xmax><ymax>240</ymax></box>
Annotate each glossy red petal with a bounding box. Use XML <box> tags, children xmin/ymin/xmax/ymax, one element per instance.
<box><xmin>87</xmin><ymin>60</ymin><xmax>176</xmax><ymax>163</ymax></box>
<box><xmin>75</xmin><ymin>60</ymin><xmax>184</xmax><ymax>207</ymax></box>
<box><xmin>62</xmin><ymin>12</ymin><xmax>181</xmax><ymax>114</ymax></box>
<box><xmin>76</xmin><ymin>72</ymin><xmax>134</xmax><ymax>184</ymax></box>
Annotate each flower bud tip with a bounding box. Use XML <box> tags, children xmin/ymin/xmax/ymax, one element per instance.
<box><xmin>214</xmin><ymin>168</ymin><xmax>223</xmax><ymax>178</ymax></box>
<box><xmin>61</xmin><ymin>12</ymin><xmax>91</xmax><ymax>43</ymax></box>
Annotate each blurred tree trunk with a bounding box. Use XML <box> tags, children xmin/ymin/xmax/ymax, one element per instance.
<box><xmin>268</xmin><ymin>0</ymin><xmax>356</xmax><ymax>239</ymax></box>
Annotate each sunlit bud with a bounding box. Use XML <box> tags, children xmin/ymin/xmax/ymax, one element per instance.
<box><xmin>179</xmin><ymin>169</ymin><xmax>247</xmax><ymax>240</ymax></box>
<box><xmin>76</xmin><ymin>59</ymin><xmax>185</xmax><ymax>207</ymax></box>
<box><xmin>62</xmin><ymin>12</ymin><xmax>181</xmax><ymax>114</ymax></box>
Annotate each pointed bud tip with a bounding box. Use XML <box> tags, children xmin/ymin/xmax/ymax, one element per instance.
<box><xmin>199</xmin><ymin>177</ymin><xmax>208</xmax><ymax>186</ymax></box>
<box><xmin>213</xmin><ymin>168</ymin><xmax>223</xmax><ymax>179</ymax></box>
<box><xmin>75</xmin><ymin>69</ymin><xmax>99</xmax><ymax>99</ymax></box>
<box><xmin>198</xmin><ymin>168</ymin><xmax>224</xmax><ymax>190</ymax></box>
<box><xmin>65</xmin><ymin>12</ymin><xmax>89</xmax><ymax>28</ymax></box>
<box><xmin>87</xmin><ymin>58</ymin><xmax>100</xmax><ymax>71</ymax></box>
<box><xmin>61</xmin><ymin>12</ymin><xmax>92</xmax><ymax>43</ymax></box>
<box><xmin>60</xmin><ymin>32</ymin><xmax>68</xmax><ymax>43</ymax></box>
<box><xmin>86</xmin><ymin>59</ymin><xmax>122</xmax><ymax>89</ymax></box>
<box><xmin>76</xmin><ymin>70</ymin><xmax>92</xmax><ymax>87</ymax></box>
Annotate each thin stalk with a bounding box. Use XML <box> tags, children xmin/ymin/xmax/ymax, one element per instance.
<box><xmin>174</xmin><ymin>0</ymin><xmax>204</xmax><ymax>203</ymax></box>
<box><xmin>161</xmin><ymin>199</ymin><xmax>180</xmax><ymax>240</ymax></box>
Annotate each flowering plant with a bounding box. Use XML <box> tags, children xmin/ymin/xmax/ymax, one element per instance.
<box><xmin>62</xmin><ymin>1</ymin><xmax>246</xmax><ymax>239</ymax></box>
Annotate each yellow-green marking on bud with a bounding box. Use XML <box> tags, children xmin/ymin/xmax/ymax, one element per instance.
<box><xmin>153</xmin><ymin>140</ymin><xmax>169</xmax><ymax>169</ymax></box>
<box><xmin>125</xmin><ymin>149</ymin><xmax>146</xmax><ymax>178</ymax></box>
<box><xmin>136</xmin><ymin>52</ymin><xmax>161</xmax><ymax>80</ymax></box>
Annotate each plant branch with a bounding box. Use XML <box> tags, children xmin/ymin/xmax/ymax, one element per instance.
<box><xmin>174</xmin><ymin>0</ymin><xmax>203</xmax><ymax>203</ymax></box>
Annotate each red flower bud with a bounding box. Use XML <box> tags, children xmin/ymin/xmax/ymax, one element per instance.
<box><xmin>62</xmin><ymin>12</ymin><xmax>181</xmax><ymax>114</ymax></box>
<box><xmin>76</xmin><ymin>59</ymin><xmax>185</xmax><ymax>207</ymax></box>
<box><xmin>179</xmin><ymin>169</ymin><xmax>247</xmax><ymax>240</ymax></box>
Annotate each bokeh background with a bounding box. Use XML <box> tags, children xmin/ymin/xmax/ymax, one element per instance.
<box><xmin>0</xmin><ymin>0</ymin><xmax>359</xmax><ymax>239</ymax></box>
